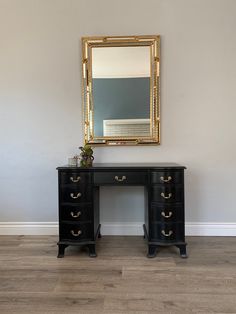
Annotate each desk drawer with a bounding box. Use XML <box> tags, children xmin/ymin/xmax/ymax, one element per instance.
<box><xmin>151</xmin><ymin>170</ymin><xmax>183</xmax><ymax>184</ymax></box>
<box><xmin>60</xmin><ymin>204</ymin><xmax>93</xmax><ymax>222</ymax></box>
<box><xmin>150</xmin><ymin>204</ymin><xmax>184</xmax><ymax>223</ymax></box>
<box><xmin>60</xmin><ymin>186</ymin><xmax>93</xmax><ymax>203</ymax></box>
<box><xmin>60</xmin><ymin>222</ymin><xmax>94</xmax><ymax>241</ymax></box>
<box><xmin>150</xmin><ymin>222</ymin><xmax>184</xmax><ymax>242</ymax></box>
<box><xmin>94</xmin><ymin>171</ymin><xmax>147</xmax><ymax>185</ymax></box>
<box><xmin>60</xmin><ymin>171</ymin><xmax>92</xmax><ymax>185</ymax></box>
<box><xmin>151</xmin><ymin>185</ymin><xmax>184</xmax><ymax>203</ymax></box>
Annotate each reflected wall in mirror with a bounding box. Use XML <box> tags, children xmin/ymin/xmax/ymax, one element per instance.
<box><xmin>82</xmin><ymin>35</ymin><xmax>160</xmax><ymax>146</ymax></box>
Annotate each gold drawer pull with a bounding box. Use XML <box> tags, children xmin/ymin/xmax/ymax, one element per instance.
<box><xmin>114</xmin><ymin>175</ymin><xmax>126</xmax><ymax>182</ymax></box>
<box><xmin>160</xmin><ymin>176</ymin><xmax>172</xmax><ymax>183</ymax></box>
<box><xmin>161</xmin><ymin>230</ymin><xmax>173</xmax><ymax>237</ymax></box>
<box><xmin>161</xmin><ymin>211</ymin><xmax>173</xmax><ymax>218</ymax></box>
<box><xmin>70</xmin><ymin>230</ymin><xmax>82</xmax><ymax>237</ymax></box>
<box><xmin>70</xmin><ymin>192</ymin><xmax>82</xmax><ymax>199</ymax></box>
<box><xmin>161</xmin><ymin>192</ymin><xmax>172</xmax><ymax>199</ymax></box>
<box><xmin>70</xmin><ymin>176</ymin><xmax>80</xmax><ymax>183</ymax></box>
<box><xmin>70</xmin><ymin>211</ymin><xmax>81</xmax><ymax>218</ymax></box>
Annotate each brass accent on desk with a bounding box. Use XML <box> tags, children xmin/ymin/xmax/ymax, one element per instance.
<box><xmin>161</xmin><ymin>230</ymin><xmax>173</xmax><ymax>237</ymax></box>
<box><xmin>70</xmin><ymin>192</ymin><xmax>82</xmax><ymax>199</ymax></box>
<box><xmin>70</xmin><ymin>230</ymin><xmax>82</xmax><ymax>237</ymax></box>
<box><xmin>161</xmin><ymin>192</ymin><xmax>172</xmax><ymax>199</ymax></box>
<box><xmin>160</xmin><ymin>176</ymin><xmax>172</xmax><ymax>183</ymax></box>
<box><xmin>70</xmin><ymin>176</ymin><xmax>81</xmax><ymax>183</ymax></box>
<box><xmin>70</xmin><ymin>211</ymin><xmax>81</xmax><ymax>218</ymax></box>
<box><xmin>161</xmin><ymin>211</ymin><xmax>173</xmax><ymax>218</ymax></box>
<box><xmin>114</xmin><ymin>175</ymin><xmax>127</xmax><ymax>182</ymax></box>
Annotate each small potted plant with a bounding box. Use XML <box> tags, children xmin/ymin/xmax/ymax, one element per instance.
<box><xmin>79</xmin><ymin>144</ymin><xmax>94</xmax><ymax>167</ymax></box>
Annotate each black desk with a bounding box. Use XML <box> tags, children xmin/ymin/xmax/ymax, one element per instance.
<box><xmin>57</xmin><ymin>163</ymin><xmax>187</xmax><ymax>258</ymax></box>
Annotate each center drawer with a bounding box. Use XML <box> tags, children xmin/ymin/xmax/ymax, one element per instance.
<box><xmin>94</xmin><ymin>171</ymin><xmax>147</xmax><ymax>185</ymax></box>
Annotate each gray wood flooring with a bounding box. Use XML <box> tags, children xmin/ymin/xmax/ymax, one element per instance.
<box><xmin>0</xmin><ymin>236</ymin><xmax>236</xmax><ymax>313</ymax></box>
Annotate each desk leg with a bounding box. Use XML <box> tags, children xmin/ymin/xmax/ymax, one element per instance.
<box><xmin>176</xmin><ymin>244</ymin><xmax>188</xmax><ymax>258</ymax></box>
<box><xmin>57</xmin><ymin>244</ymin><xmax>68</xmax><ymax>258</ymax></box>
<box><xmin>88</xmin><ymin>244</ymin><xmax>97</xmax><ymax>257</ymax></box>
<box><xmin>96</xmin><ymin>224</ymin><xmax>102</xmax><ymax>239</ymax></box>
<box><xmin>147</xmin><ymin>245</ymin><xmax>157</xmax><ymax>258</ymax></box>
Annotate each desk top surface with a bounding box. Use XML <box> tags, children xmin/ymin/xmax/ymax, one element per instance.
<box><xmin>57</xmin><ymin>163</ymin><xmax>186</xmax><ymax>170</ymax></box>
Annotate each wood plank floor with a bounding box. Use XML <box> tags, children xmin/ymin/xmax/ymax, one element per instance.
<box><xmin>0</xmin><ymin>236</ymin><xmax>236</xmax><ymax>313</ymax></box>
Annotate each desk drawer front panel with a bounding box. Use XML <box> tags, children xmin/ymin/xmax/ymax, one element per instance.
<box><xmin>151</xmin><ymin>171</ymin><xmax>183</xmax><ymax>184</ymax></box>
<box><xmin>150</xmin><ymin>204</ymin><xmax>184</xmax><ymax>223</ymax></box>
<box><xmin>94</xmin><ymin>171</ymin><xmax>147</xmax><ymax>185</ymax></box>
<box><xmin>60</xmin><ymin>204</ymin><xmax>93</xmax><ymax>222</ymax></box>
<box><xmin>151</xmin><ymin>186</ymin><xmax>183</xmax><ymax>203</ymax></box>
<box><xmin>60</xmin><ymin>222</ymin><xmax>94</xmax><ymax>241</ymax></box>
<box><xmin>60</xmin><ymin>186</ymin><xmax>92</xmax><ymax>203</ymax></box>
<box><xmin>60</xmin><ymin>171</ymin><xmax>92</xmax><ymax>185</ymax></box>
<box><xmin>150</xmin><ymin>222</ymin><xmax>184</xmax><ymax>242</ymax></box>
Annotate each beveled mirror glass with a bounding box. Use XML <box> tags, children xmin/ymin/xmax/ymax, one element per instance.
<box><xmin>82</xmin><ymin>35</ymin><xmax>160</xmax><ymax>146</ymax></box>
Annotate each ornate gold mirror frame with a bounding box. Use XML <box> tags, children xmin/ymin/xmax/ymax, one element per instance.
<box><xmin>82</xmin><ymin>35</ymin><xmax>160</xmax><ymax>146</ymax></box>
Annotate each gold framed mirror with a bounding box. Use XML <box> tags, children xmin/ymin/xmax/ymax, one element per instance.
<box><xmin>82</xmin><ymin>35</ymin><xmax>160</xmax><ymax>146</ymax></box>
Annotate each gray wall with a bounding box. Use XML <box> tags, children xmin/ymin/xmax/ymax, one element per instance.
<box><xmin>0</xmin><ymin>0</ymin><xmax>236</xmax><ymax>233</ymax></box>
<box><xmin>93</xmin><ymin>77</ymin><xmax>150</xmax><ymax>136</ymax></box>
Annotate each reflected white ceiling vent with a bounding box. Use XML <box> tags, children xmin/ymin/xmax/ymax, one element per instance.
<box><xmin>103</xmin><ymin>119</ymin><xmax>150</xmax><ymax>137</ymax></box>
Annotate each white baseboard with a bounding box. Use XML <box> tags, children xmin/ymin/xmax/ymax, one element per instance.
<box><xmin>102</xmin><ymin>222</ymin><xmax>236</xmax><ymax>236</ymax></box>
<box><xmin>0</xmin><ymin>222</ymin><xmax>58</xmax><ymax>235</ymax></box>
<box><xmin>102</xmin><ymin>223</ymin><xmax>143</xmax><ymax>235</ymax></box>
<box><xmin>185</xmin><ymin>223</ymin><xmax>236</xmax><ymax>236</ymax></box>
<box><xmin>0</xmin><ymin>222</ymin><xmax>236</xmax><ymax>236</ymax></box>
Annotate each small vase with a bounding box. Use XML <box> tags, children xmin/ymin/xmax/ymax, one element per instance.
<box><xmin>80</xmin><ymin>156</ymin><xmax>94</xmax><ymax>168</ymax></box>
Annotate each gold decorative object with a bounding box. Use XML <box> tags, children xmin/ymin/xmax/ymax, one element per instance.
<box><xmin>70</xmin><ymin>176</ymin><xmax>81</xmax><ymax>183</ymax></box>
<box><xmin>161</xmin><ymin>211</ymin><xmax>173</xmax><ymax>218</ymax></box>
<box><xmin>161</xmin><ymin>230</ymin><xmax>173</xmax><ymax>237</ymax></box>
<box><xmin>70</xmin><ymin>230</ymin><xmax>82</xmax><ymax>237</ymax></box>
<box><xmin>114</xmin><ymin>175</ymin><xmax>127</xmax><ymax>182</ymax></box>
<box><xmin>70</xmin><ymin>192</ymin><xmax>82</xmax><ymax>199</ymax></box>
<box><xmin>82</xmin><ymin>35</ymin><xmax>160</xmax><ymax>146</ymax></box>
<box><xmin>70</xmin><ymin>211</ymin><xmax>81</xmax><ymax>218</ymax></box>
<box><xmin>160</xmin><ymin>192</ymin><xmax>172</xmax><ymax>199</ymax></box>
<box><xmin>160</xmin><ymin>176</ymin><xmax>172</xmax><ymax>182</ymax></box>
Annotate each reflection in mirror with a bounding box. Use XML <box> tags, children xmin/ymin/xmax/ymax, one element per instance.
<box><xmin>92</xmin><ymin>47</ymin><xmax>150</xmax><ymax>137</ymax></box>
<box><xmin>82</xmin><ymin>36</ymin><xmax>160</xmax><ymax>146</ymax></box>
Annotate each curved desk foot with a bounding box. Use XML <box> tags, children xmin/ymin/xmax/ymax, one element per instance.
<box><xmin>147</xmin><ymin>245</ymin><xmax>157</xmax><ymax>258</ymax></box>
<box><xmin>57</xmin><ymin>244</ymin><xmax>68</xmax><ymax>258</ymax></box>
<box><xmin>88</xmin><ymin>244</ymin><xmax>97</xmax><ymax>257</ymax></box>
<box><xmin>176</xmin><ymin>244</ymin><xmax>188</xmax><ymax>258</ymax></box>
